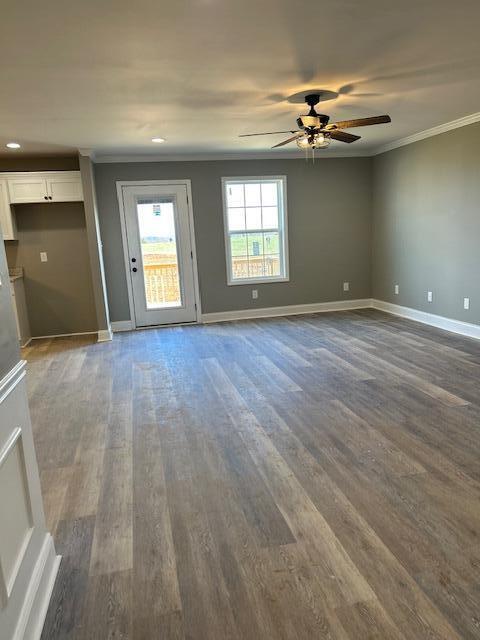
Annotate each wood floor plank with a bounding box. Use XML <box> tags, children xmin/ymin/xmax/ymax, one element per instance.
<box><xmin>76</xmin><ymin>569</ymin><xmax>132</xmax><ymax>640</ymax></box>
<box><xmin>40</xmin><ymin>516</ymin><xmax>96</xmax><ymax>640</ymax></box>
<box><xmin>203</xmin><ymin>357</ymin><xmax>377</xmax><ymax>609</ymax></box>
<box><xmin>131</xmin><ymin>364</ymin><xmax>183</xmax><ymax>637</ymax></box>
<box><xmin>27</xmin><ymin>311</ymin><xmax>480</xmax><ymax>640</ymax></box>
<box><xmin>89</xmin><ymin>447</ymin><xmax>133</xmax><ymax>576</ymax></box>
<box><xmin>39</xmin><ymin>467</ymin><xmax>75</xmax><ymax>535</ymax></box>
<box><xmin>63</xmin><ymin>450</ymin><xmax>105</xmax><ymax>519</ymax></box>
<box><xmin>223</xmin><ymin>358</ymin><xmax>464</xmax><ymax>640</ymax></box>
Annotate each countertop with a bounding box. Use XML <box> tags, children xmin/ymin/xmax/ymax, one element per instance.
<box><xmin>9</xmin><ymin>267</ymin><xmax>23</xmax><ymax>282</ymax></box>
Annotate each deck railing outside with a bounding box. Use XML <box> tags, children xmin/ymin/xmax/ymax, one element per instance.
<box><xmin>142</xmin><ymin>254</ymin><xmax>281</xmax><ymax>307</ymax></box>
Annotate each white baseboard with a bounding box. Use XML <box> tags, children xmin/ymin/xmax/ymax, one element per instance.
<box><xmin>201</xmin><ymin>298</ymin><xmax>373</xmax><ymax>324</ymax></box>
<box><xmin>371</xmin><ymin>299</ymin><xmax>480</xmax><ymax>340</ymax></box>
<box><xmin>106</xmin><ymin>300</ymin><xmax>480</xmax><ymax>341</ymax></box>
<box><xmin>29</xmin><ymin>328</ymin><xmax>113</xmax><ymax>343</ymax></box>
<box><xmin>111</xmin><ymin>320</ymin><xmax>134</xmax><ymax>332</ymax></box>
<box><xmin>31</xmin><ymin>331</ymin><xmax>98</xmax><ymax>340</ymax></box>
<box><xmin>97</xmin><ymin>326</ymin><xmax>113</xmax><ymax>342</ymax></box>
<box><xmin>13</xmin><ymin>534</ymin><xmax>61</xmax><ymax>640</ymax></box>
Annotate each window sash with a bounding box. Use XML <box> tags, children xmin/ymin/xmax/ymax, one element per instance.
<box><xmin>222</xmin><ymin>177</ymin><xmax>289</xmax><ymax>285</ymax></box>
<box><xmin>228</xmin><ymin>227</ymin><xmax>279</xmax><ymax>235</ymax></box>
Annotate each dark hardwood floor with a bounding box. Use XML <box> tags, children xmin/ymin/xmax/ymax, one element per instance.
<box><xmin>28</xmin><ymin>310</ymin><xmax>480</xmax><ymax>639</ymax></box>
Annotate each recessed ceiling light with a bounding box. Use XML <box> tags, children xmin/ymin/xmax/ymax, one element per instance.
<box><xmin>151</xmin><ymin>137</ymin><xmax>165</xmax><ymax>143</ymax></box>
<box><xmin>6</xmin><ymin>142</ymin><xmax>21</xmax><ymax>149</ymax></box>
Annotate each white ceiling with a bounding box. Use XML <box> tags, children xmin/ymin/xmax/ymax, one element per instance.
<box><xmin>1</xmin><ymin>0</ymin><xmax>480</xmax><ymax>159</ymax></box>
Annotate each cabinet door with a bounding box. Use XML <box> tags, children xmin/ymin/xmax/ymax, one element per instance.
<box><xmin>46</xmin><ymin>175</ymin><xmax>84</xmax><ymax>202</ymax></box>
<box><xmin>0</xmin><ymin>180</ymin><xmax>16</xmax><ymax>240</ymax></box>
<box><xmin>8</xmin><ymin>177</ymin><xmax>48</xmax><ymax>204</ymax></box>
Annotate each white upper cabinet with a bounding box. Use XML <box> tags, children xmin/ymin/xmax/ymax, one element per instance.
<box><xmin>0</xmin><ymin>179</ymin><xmax>16</xmax><ymax>240</ymax></box>
<box><xmin>6</xmin><ymin>171</ymin><xmax>84</xmax><ymax>204</ymax></box>
<box><xmin>46</xmin><ymin>174</ymin><xmax>83</xmax><ymax>202</ymax></box>
<box><xmin>7</xmin><ymin>176</ymin><xmax>48</xmax><ymax>204</ymax></box>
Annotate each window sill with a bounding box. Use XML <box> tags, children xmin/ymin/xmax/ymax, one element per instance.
<box><xmin>227</xmin><ymin>276</ymin><xmax>290</xmax><ymax>286</ymax></box>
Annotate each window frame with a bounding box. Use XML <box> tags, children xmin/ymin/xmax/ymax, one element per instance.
<box><xmin>221</xmin><ymin>176</ymin><xmax>290</xmax><ymax>286</ymax></box>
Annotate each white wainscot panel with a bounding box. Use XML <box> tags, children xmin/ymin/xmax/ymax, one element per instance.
<box><xmin>0</xmin><ymin>428</ymin><xmax>34</xmax><ymax>607</ymax></box>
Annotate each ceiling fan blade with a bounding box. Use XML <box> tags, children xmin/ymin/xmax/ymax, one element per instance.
<box><xmin>239</xmin><ymin>130</ymin><xmax>299</xmax><ymax>137</ymax></box>
<box><xmin>329</xmin><ymin>130</ymin><xmax>361</xmax><ymax>144</ymax></box>
<box><xmin>271</xmin><ymin>134</ymin><xmax>302</xmax><ymax>148</ymax></box>
<box><xmin>330</xmin><ymin>115</ymin><xmax>391</xmax><ymax>129</ymax></box>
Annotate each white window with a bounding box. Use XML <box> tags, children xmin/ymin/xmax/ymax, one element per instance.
<box><xmin>222</xmin><ymin>176</ymin><xmax>289</xmax><ymax>285</ymax></box>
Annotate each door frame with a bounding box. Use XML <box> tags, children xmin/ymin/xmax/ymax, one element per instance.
<box><xmin>116</xmin><ymin>179</ymin><xmax>202</xmax><ymax>329</ymax></box>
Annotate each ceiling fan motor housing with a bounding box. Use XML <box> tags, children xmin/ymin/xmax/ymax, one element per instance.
<box><xmin>298</xmin><ymin>113</ymin><xmax>330</xmax><ymax>130</ymax></box>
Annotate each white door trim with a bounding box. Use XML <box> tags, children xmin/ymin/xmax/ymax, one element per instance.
<box><xmin>116</xmin><ymin>179</ymin><xmax>202</xmax><ymax>329</ymax></box>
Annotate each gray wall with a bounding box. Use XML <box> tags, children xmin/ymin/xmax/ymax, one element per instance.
<box><xmin>94</xmin><ymin>158</ymin><xmax>373</xmax><ymax>320</ymax></box>
<box><xmin>372</xmin><ymin>122</ymin><xmax>480</xmax><ymax>325</ymax></box>
<box><xmin>0</xmin><ymin>231</ymin><xmax>20</xmax><ymax>378</ymax></box>
<box><xmin>5</xmin><ymin>203</ymin><xmax>97</xmax><ymax>337</ymax></box>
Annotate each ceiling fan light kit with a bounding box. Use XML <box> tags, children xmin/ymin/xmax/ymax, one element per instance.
<box><xmin>240</xmin><ymin>92</ymin><xmax>391</xmax><ymax>158</ymax></box>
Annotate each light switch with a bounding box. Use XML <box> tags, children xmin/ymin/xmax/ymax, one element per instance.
<box><xmin>252</xmin><ymin>289</ymin><xmax>258</xmax><ymax>299</ymax></box>
<box><xmin>427</xmin><ymin>290</ymin><xmax>433</xmax><ymax>303</ymax></box>
<box><xmin>40</xmin><ymin>252</ymin><xmax>48</xmax><ymax>262</ymax></box>
<box><xmin>343</xmin><ymin>282</ymin><xmax>350</xmax><ymax>292</ymax></box>
<box><xmin>464</xmin><ymin>297</ymin><xmax>470</xmax><ymax>310</ymax></box>
<box><xmin>394</xmin><ymin>284</ymin><xmax>399</xmax><ymax>295</ymax></box>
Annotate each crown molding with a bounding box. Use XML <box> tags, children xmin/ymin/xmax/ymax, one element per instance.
<box><xmin>92</xmin><ymin>149</ymin><xmax>367</xmax><ymax>163</ymax></box>
<box><xmin>78</xmin><ymin>148</ymin><xmax>96</xmax><ymax>160</ymax></box>
<box><xmin>373</xmin><ymin>111</ymin><xmax>480</xmax><ymax>156</ymax></box>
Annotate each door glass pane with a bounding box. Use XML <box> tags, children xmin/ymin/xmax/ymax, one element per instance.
<box><xmin>136</xmin><ymin>200</ymin><xmax>182</xmax><ymax>308</ymax></box>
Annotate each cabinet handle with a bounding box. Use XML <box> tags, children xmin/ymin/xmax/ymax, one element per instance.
<box><xmin>44</xmin><ymin>196</ymin><xmax>48</xmax><ymax>200</ymax></box>
<box><xmin>48</xmin><ymin>196</ymin><xmax>53</xmax><ymax>200</ymax></box>
<box><xmin>132</xmin><ymin>267</ymin><xmax>137</xmax><ymax>273</ymax></box>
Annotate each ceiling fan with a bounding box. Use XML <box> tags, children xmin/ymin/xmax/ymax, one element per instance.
<box><xmin>239</xmin><ymin>93</ymin><xmax>391</xmax><ymax>150</ymax></box>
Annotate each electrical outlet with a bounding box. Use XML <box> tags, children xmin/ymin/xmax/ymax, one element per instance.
<box><xmin>394</xmin><ymin>284</ymin><xmax>399</xmax><ymax>295</ymax></box>
<box><xmin>427</xmin><ymin>290</ymin><xmax>433</xmax><ymax>303</ymax></box>
<box><xmin>464</xmin><ymin>297</ymin><xmax>470</xmax><ymax>310</ymax></box>
<box><xmin>343</xmin><ymin>281</ymin><xmax>350</xmax><ymax>292</ymax></box>
<box><xmin>252</xmin><ymin>289</ymin><xmax>258</xmax><ymax>299</ymax></box>
<box><xmin>40</xmin><ymin>251</ymin><xmax>48</xmax><ymax>262</ymax></box>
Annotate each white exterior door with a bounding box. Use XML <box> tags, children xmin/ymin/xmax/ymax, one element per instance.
<box><xmin>121</xmin><ymin>183</ymin><xmax>198</xmax><ymax>327</ymax></box>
